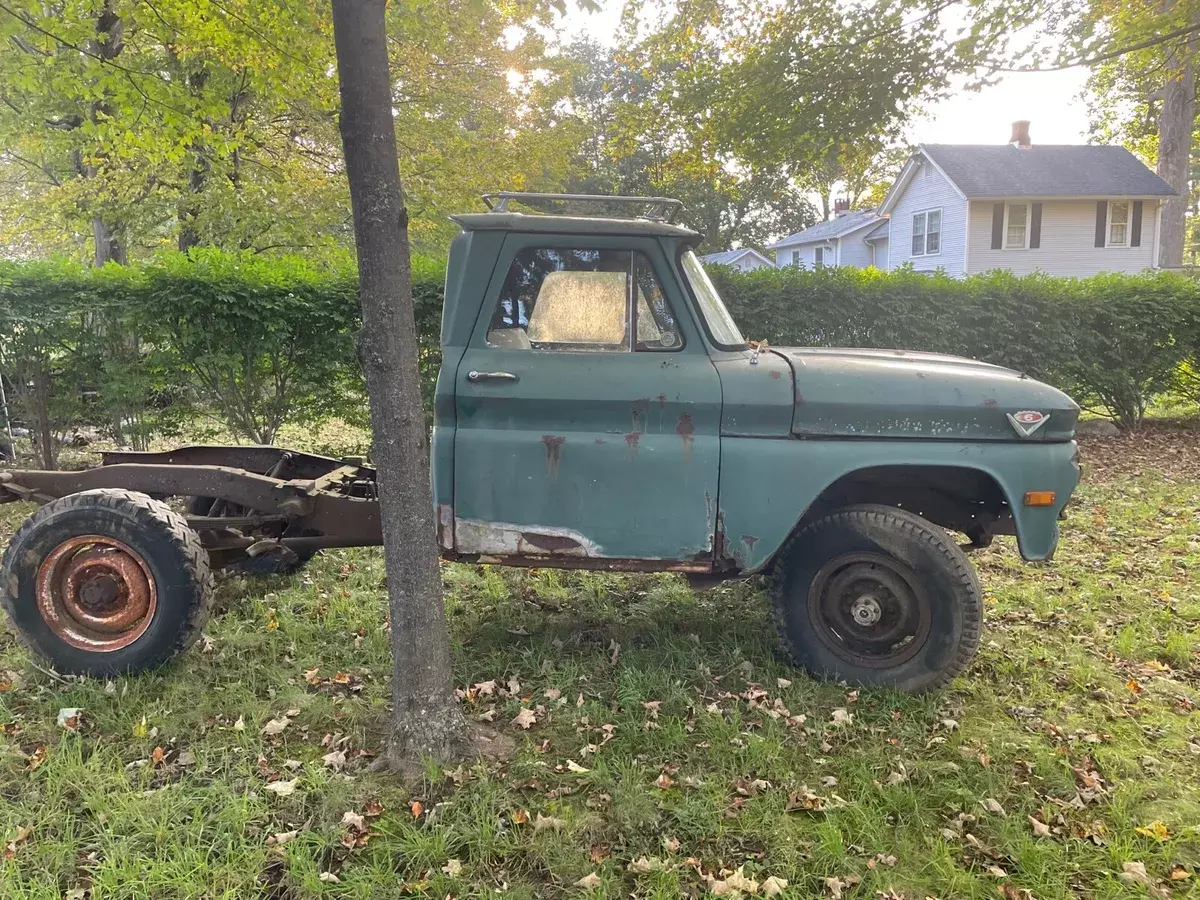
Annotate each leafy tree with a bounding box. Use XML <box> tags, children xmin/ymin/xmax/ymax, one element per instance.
<box><xmin>612</xmin><ymin>0</ymin><xmax>998</xmax><ymax>232</ymax></box>
<box><xmin>0</xmin><ymin>0</ymin><xmax>586</xmax><ymax>261</ymax></box>
<box><xmin>561</xmin><ymin>39</ymin><xmax>818</xmax><ymax>250</ymax></box>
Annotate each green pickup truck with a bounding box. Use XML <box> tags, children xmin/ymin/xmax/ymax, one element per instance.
<box><xmin>1</xmin><ymin>193</ymin><xmax>1080</xmax><ymax>692</ymax></box>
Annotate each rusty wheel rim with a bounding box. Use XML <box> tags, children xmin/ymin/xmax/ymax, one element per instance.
<box><xmin>36</xmin><ymin>535</ymin><xmax>157</xmax><ymax>652</ymax></box>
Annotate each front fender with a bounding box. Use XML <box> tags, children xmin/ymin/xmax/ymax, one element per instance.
<box><xmin>718</xmin><ymin>438</ymin><xmax>1079</xmax><ymax>572</ymax></box>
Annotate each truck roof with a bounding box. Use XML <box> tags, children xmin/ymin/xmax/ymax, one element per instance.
<box><xmin>452</xmin><ymin>212</ymin><xmax>702</xmax><ymax>242</ymax></box>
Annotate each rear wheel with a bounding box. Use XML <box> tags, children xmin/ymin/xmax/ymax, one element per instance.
<box><xmin>2</xmin><ymin>489</ymin><xmax>212</xmax><ymax>675</ymax></box>
<box><xmin>769</xmin><ymin>504</ymin><xmax>982</xmax><ymax>693</ymax></box>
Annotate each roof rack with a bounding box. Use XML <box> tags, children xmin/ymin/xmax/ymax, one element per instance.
<box><xmin>481</xmin><ymin>192</ymin><xmax>684</xmax><ymax>224</ymax></box>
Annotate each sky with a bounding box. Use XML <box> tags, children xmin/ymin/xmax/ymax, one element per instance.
<box><xmin>559</xmin><ymin>4</ymin><xmax>1095</xmax><ymax>147</ymax></box>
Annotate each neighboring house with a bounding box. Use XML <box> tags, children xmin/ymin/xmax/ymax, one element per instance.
<box><xmin>878</xmin><ymin>124</ymin><xmax>1177</xmax><ymax>277</ymax></box>
<box><xmin>699</xmin><ymin>247</ymin><xmax>774</xmax><ymax>272</ymax></box>
<box><xmin>764</xmin><ymin>206</ymin><xmax>882</xmax><ymax>269</ymax></box>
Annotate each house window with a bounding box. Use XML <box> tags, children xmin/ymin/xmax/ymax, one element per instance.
<box><xmin>911</xmin><ymin>209</ymin><xmax>941</xmax><ymax>256</ymax></box>
<box><xmin>1108</xmin><ymin>201</ymin><xmax>1129</xmax><ymax>246</ymax></box>
<box><xmin>814</xmin><ymin>247</ymin><xmax>825</xmax><ymax>268</ymax></box>
<box><xmin>1005</xmin><ymin>203</ymin><xmax>1028</xmax><ymax>248</ymax></box>
<box><xmin>790</xmin><ymin>249</ymin><xmax>800</xmax><ymax>267</ymax></box>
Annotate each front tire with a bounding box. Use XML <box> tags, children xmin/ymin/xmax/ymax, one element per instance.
<box><xmin>2</xmin><ymin>489</ymin><xmax>213</xmax><ymax>676</ymax></box>
<box><xmin>769</xmin><ymin>504</ymin><xmax>982</xmax><ymax>693</ymax></box>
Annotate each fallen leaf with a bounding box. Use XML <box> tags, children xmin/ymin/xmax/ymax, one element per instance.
<box><xmin>1135</xmin><ymin>821</ymin><xmax>1171</xmax><ymax>842</ymax></box>
<box><xmin>318</xmin><ymin>872</ymin><xmax>340</xmax><ymax>883</ymax></box>
<box><xmin>608</xmin><ymin>639</ymin><xmax>621</xmax><ymax>666</ymax></box>
<box><xmin>2</xmin><ymin>825</ymin><xmax>32</xmax><ymax>861</ymax></box>
<box><xmin>233</xmin><ymin>715</ymin><xmax>246</xmax><ymax>731</ymax></box>
<box><xmin>261</xmin><ymin>716</ymin><xmax>291</xmax><ymax>736</ymax></box>
<box><xmin>442</xmin><ymin>858</ymin><xmax>463</xmax><ymax>877</ymax></box>
<box><xmin>341</xmin><ymin>811</ymin><xmax>366</xmax><ymax>831</ymax></box>
<box><xmin>711</xmin><ymin>866</ymin><xmax>758</xmax><ymax>894</ymax></box>
<box><xmin>830</xmin><ymin>708</ymin><xmax>853</xmax><ymax>727</ymax></box>
<box><xmin>628</xmin><ymin>856</ymin><xmax>667</xmax><ymax>873</ymax></box>
<box><xmin>533</xmin><ymin>812</ymin><xmax>565</xmax><ymax>832</ymax></box>
<box><xmin>982</xmin><ymin>798</ymin><xmax>1006</xmax><ymax>816</ymax></box>
<box><xmin>151</xmin><ymin>746</ymin><xmax>165</xmax><ymax>766</ymax></box>
<box><xmin>322</xmin><ymin>749</ymin><xmax>347</xmax><ymax>770</ymax></box>
<box><xmin>1169</xmin><ymin>866</ymin><xmax>1191</xmax><ymax>881</ymax></box>
<box><xmin>270</xmin><ymin>829</ymin><xmax>299</xmax><ymax>845</ymax></box>
<box><xmin>410</xmin><ymin>800</ymin><xmax>423</xmax><ymax>818</ymax></box>
<box><xmin>776</xmin><ymin>678</ymin><xmax>792</xmax><ymax>689</ymax></box>
<box><xmin>655</xmin><ymin>772</ymin><xmax>673</xmax><ymax>789</ymax></box>
<box><xmin>1119</xmin><ymin>861</ymin><xmax>1149</xmax><ymax>886</ymax></box>
<box><xmin>1126</xmin><ymin>679</ymin><xmax>1143</xmax><ymax>694</ymax></box>
<box><xmin>25</xmin><ymin>745</ymin><xmax>47</xmax><ymax>772</ymax></box>
<box><xmin>512</xmin><ymin>707</ymin><xmax>537</xmax><ymax>730</ymax></box>
<box><xmin>575</xmin><ymin>872</ymin><xmax>602</xmax><ymax>888</ymax></box>
<box><xmin>762</xmin><ymin>875</ymin><xmax>788</xmax><ymax>896</ymax></box>
<box><xmin>511</xmin><ymin>808</ymin><xmax>530</xmax><ymax>824</ymax></box>
<box><xmin>566</xmin><ymin>759</ymin><xmax>590</xmax><ymax>773</ymax></box>
<box><xmin>663</xmin><ymin>835</ymin><xmax>681</xmax><ymax>853</ymax></box>
<box><xmin>544</xmin><ymin>688</ymin><xmax>561</xmax><ymax>700</ymax></box>
<box><xmin>304</xmin><ymin>667</ymin><xmax>321</xmax><ymax>685</ymax></box>
<box><xmin>986</xmin><ymin>866</ymin><xmax>1009</xmax><ymax>878</ymax></box>
<box><xmin>264</xmin><ymin>778</ymin><xmax>298</xmax><ymax>797</ymax></box>
<box><xmin>57</xmin><ymin>708</ymin><xmax>83</xmax><ymax>731</ymax></box>
<box><xmin>1029</xmin><ymin>816</ymin><xmax>1051</xmax><ymax>838</ymax></box>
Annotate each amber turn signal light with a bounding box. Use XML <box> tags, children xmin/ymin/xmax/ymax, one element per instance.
<box><xmin>1024</xmin><ymin>491</ymin><xmax>1056</xmax><ymax>507</ymax></box>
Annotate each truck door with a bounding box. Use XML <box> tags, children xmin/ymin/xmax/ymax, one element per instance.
<box><xmin>451</xmin><ymin>236</ymin><xmax>722</xmax><ymax>568</ymax></box>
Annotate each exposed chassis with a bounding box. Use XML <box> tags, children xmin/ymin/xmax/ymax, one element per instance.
<box><xmin>0</xmin><ymin>446</ymin><xmax>383</xmax><ymax>569</ymax></box>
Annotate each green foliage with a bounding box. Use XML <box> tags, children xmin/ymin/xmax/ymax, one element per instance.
<box><xmin>140</xmin><ymin>251</ymin><xmax>363</xmax><ymax>444</ymax></box>
<box><xmin>710</xmin><ymin>265</ymin><xmax>1197</xmax><ymax>427</ymax></box>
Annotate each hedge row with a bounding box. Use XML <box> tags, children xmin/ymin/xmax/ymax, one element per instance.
<box><xmin>709</xmin><ymin>266</ymin><xmax>1200</xmax><ymax>427</ymax></box>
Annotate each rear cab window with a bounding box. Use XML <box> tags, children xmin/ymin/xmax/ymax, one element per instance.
<box><xmin>486</xmin><ymin>248</ymin><xmax>682</xmax><ymax>352</ymax></box>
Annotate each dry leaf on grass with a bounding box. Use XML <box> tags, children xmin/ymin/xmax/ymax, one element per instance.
<box><xmin>628</xmin><ymin>856</ymin><xmax>667</xmax><ymax>873</ymax></box>
<box><xmin>761</xmin><ymin>875</ymin><xmax>788</xmax><ymax>895</ymax></box>
<box><xmin>534</xmin><ymin>813</ymin><xmax>565</xmax><ymax>832</ymax></box>
<box><xmin>341</xmin><ymin>811</ymin><xmax>365</xmax><ymax>831</ymax></box>
<box><xmin>711</xmin><ymin>866</ymin><xmax>758</xmax><ymax>895</ymax></box>
<box><xmin>261</xmin><ymin>716</ymin><xmax>291</xmax><ymax>736</ymax></box>
<box><xmin>264</xmin><ymin>778</ymin><xmax>298</xmax><ymax>797</ymax></box>
<box><xmin>566</xmin><ymin>759</ymin><xmax>590</xmax><ymax>773</ymax></box>
<box><xmin>56</xmin><ymin>708</ymin><xmax>82</xmax><ymax>731</ymax></box>
<box><xmin>575</xmin><ymin>872</ymin><xmax>602</xmax><ymax>888</ymax></box>
<box><xmin>512</xmin><ymin>707</ymin><xmax>538</xmax><ymax>730</ymax></box>
<box><xmin>318</xmin><ymin>872</ymin><xmax>340</xmax><ymax>883</ymax></box>
<box><xmin>442</xmin><ymin>858</ymin><xmax>463</xmax><ymax>877</ymax></box>
<box><xmin>322</xmin><ymin>749</ymin><xmax>347</xmax><ymax>770</ymax></box>
<box><xmin>1028</xmin><ymin>816</ymin><xmax>1051</xmax><ymax>838</ymax></box>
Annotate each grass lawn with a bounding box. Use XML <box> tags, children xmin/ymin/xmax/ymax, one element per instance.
<box><xmin>2</xmin><ymin>424</ymin><xmax>1199</xmax><ymax>899</ymax></box>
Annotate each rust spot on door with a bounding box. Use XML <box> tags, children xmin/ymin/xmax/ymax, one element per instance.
<box><xmin>676</xmin><ymin>412</ymin><xmax>695</xmax><ymax>458</ymax></box>
<box><xmin>625</xmin><ymin>431</ymin><xmax>640</xmax><ymax>452</ymax></box>
<box><xmin>541</xmin><ymin>435</ymin><xmax>565</xmax><ymax>480</ymax></box>
<box><xmin>656</xmin><ymin>393</ymin><xmax>667</xmax><ymax>407</ymax></box>
<box><xmin>983</xmin><ymin>398</ymin><xmax>998</xmax><ymax>407</ymax></box>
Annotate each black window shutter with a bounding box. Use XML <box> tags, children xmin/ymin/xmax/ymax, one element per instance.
<box><xmin>991</xmin><ymin>203</ymin><xmax>1004</xmax><ymax>249</ymax></box>
<box><xmin>1030</xmin><ymin>202</ymin><xmax>1043</xmax><ymax>249</ymax></box>
<box><xmin>1095</xmin><ymin>201</ymin><xmax>1108</xmax><ymax>247</ymax></box>
<box><xmin>1131</xmin><ymin>200</ymin><xmax>1143</xmax><ymax>247</ymax></box>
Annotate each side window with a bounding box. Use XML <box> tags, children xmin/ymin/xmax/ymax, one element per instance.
<box><xmin>486</xmin><ymin>248</ymin><xmax>681</xmax><ymax>352</ymax></box>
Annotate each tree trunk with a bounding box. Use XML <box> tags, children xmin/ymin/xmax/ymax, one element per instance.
<box><xmin>89</xmin><ymin>1</ymin><xmax>126</xmax><ymax>266</ymax></box>
<box><xmin>330</xmin><ymin>0</ymin><xmax>466</xmax><ymax>768</ymax></box>
<box><xmin>1157</xmin><ymin>26</ymin><xmax>1196</xmax><ymax>268</ymax></box>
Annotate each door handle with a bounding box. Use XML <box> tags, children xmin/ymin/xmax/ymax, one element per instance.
<box><xmin>467</xmin><ymin>370</ymin><xmax>518</xmax><ymax>383</ymax></box>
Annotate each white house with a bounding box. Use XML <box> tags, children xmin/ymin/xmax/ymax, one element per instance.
<box><xmin>764</xmin><ymin>206</ymin><xmax>884</xmax><ymax>269</ymax></box>
<box><xmin>760</xmin><ymin>123</ymin><xmax>1177</xmax><ymax>278</ymax></box>
<box><xmin>699</xmin><ymin>247</ymin><xmax>774</xmax><ymax>272</ymax></box>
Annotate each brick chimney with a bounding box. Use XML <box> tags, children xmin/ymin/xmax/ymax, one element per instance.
<box><xmin>1009</xmin><ymin>120</ymin><xmax>1032</xmax><ymax>149</ymax></box>
<box><xmin>834</xmin><ymin>198</ymin><xmax>851</xmax><ymax>218</ymax></box>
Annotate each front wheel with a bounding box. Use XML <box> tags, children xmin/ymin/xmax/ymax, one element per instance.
<box><xmin>769</xmin><ymin>504</ymin><xmax>982</xmax><ymax>693</ymax></box>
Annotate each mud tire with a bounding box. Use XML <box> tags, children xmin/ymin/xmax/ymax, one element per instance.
<box><xmin>2</xmin><ymin>489</ymin><xmax>212</xmax><ymax>675</ymax></box>
<box><xmin>769</xmin><ymin>503</ymin><xmax>982</xmax><ymax>693</ymax></box>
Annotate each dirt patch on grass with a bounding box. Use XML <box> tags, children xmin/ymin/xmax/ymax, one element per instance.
<box><xmin>1079</xmin><ymin>417</ymin><xmax>1200</xmax><ymax>483</ymax></box>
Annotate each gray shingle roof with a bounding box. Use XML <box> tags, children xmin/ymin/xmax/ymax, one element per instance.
<box><xmin>864</xmin><ymin>219</ymin><xmax>889</xmax><ymax>241</ymax></box>
<box><xmin>920</xmin><ymin>144</ymin><xmax>1176</xmax><ymax>198</ymax></box>
<box><xmin>701</xmin><ymin>248</ymin><xmax>763</xmax><ymax>265</ymax></box>
<box><xmin>765</xmin><ymin>209</ymin><xmax>881</xmax><ymax>248</ymax></box>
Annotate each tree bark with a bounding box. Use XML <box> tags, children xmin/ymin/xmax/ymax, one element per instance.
<box><xmin>88</xmin><ymin>1</ymin><xmax>126</xmax><ymax>266</ymax></box>
<box><xmin>330</xmin><ymin>0</ymin><xmax>467</xmax><ymax>768</ymax></box>
<box><xmin>32</xmin><ymin>361</ymin><xmax>56</xmax><ymax>470</ymax></box>
<box><xmin>1157</xmin><ymin>21</ymin><xmax>1197</xmax><ymax>268</ymax></box>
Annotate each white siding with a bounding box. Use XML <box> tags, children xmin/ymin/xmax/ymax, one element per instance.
<box><xmin>869</xmin><ymin>237</ymin><xmax>889</xmax><ymax>269</ymax></box>
<box><xmin>966</xmin><ymin>199</ymin><xmax>1161</xmax><ymax>276</ymax></box>
<box><xmin>886</xmin><ymin>160</ymin><xmax>968</xmax><ymax>275</ymax></box>
<box><xmin>773</xmin><ymin>243</ymin><xmax>829</xmax><ymax>269</ymax></box>
<box><xmin>732</xmin><ymin>254</ymin><xmax>773</xmax><ymax>272</ymax></box>
<box><xmin>836</xmin><ymin>230</ymin><xmax>876</xmax><ymax>268</ymax></box>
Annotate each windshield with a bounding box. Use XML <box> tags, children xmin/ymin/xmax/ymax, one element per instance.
<box><xmin>680</xmin><ymin>251</ymin><xmax>746</xmax><ymax>349</ymax></box>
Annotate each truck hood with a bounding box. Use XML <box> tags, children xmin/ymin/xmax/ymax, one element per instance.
<box><xmin>773</xmin><ymin>347</ymin><xmax>1079</xmax><ymax>442</ymax></box>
